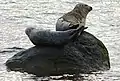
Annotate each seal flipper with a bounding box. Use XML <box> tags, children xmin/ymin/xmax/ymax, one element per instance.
<box><xmin>56</xmin><ymin>18</ymin><xmax>71</xmax><ymax>31</ymax></box>
<box><xmin>69</xmin><ymin>23</ymin><xmax>79</xmax><ymax>29</ymax></box>
<box><xmin>69</xmin><ymin>26</ymin><xmax>87</xmax><ymax>40</ymax></box>
<box><xmin>78</xmin><ymin>26</ymin><xmax>88</xmax><ymax>36</ymax></box>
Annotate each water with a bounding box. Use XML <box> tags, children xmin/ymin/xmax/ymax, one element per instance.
<box><xmin>0</xmin><ymin>0</ymin><xmax>120</xmax><ymax>80</ymax></box>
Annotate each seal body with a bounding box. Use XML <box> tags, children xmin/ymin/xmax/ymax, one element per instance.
<box><xmin>25</xmin><ymin>26</ymin><xmax>84</xmax><ymax>46</ymax></box>
<box><xmin>56</xmin><ymin>3</ymin><xmax>92</xmax><ymax>31</ymax></box>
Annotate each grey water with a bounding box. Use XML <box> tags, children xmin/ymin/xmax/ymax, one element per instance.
<box><xmin>0</xmin><ymin>0</ymin><xmax>120</xmax><ymax>81</ymax></box>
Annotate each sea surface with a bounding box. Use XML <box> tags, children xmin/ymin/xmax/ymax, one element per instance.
<box><xmin>0</xmin><ymin>0</ymin><xmax>120</xmax><ymax>81</ymax></box>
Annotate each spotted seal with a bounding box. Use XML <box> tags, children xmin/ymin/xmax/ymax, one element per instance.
<box><xmin>56</xmin><ymin>3</ymin><xmax>92</xmax><ymax>31</ymax></box>
<box><xmin>25</xmin><ymin>26</ymin><xmax>85</xmax><ymax>46</ymax></box>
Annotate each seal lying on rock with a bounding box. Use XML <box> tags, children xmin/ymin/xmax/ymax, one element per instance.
<box><xmin>25</xmin><ymin>26</ymin><xmax>86</xmax><ymax>46</ymax></box>
<box><xmin>56</xmin><ymin>3</ymin><xmax>92</xmax><ymax>31</ymax></box>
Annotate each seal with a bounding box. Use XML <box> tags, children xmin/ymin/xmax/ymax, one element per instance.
<box><xmin>25</xmin><ymin>26</ymin><xmax>85</xmax><ymax>46</ymax></box>
<box><xmin>56</xmin><ymin>3</ymin><xmax>92</xmax><ymax>31</ymax></box>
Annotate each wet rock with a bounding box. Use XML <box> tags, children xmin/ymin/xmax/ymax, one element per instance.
<box><xmin>6</xmin><ymin>31</ymin><xmax>110</xmax><ymax>76</ymax></box>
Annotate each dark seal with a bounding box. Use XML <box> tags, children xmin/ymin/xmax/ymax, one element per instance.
<box><xmin>25</xmin><ymin>26</ymin><xmax>85</xmax><ymax>46</ymax></box>
<box><xmin>56</xmin><ymin>3</ymin><xmax>92</xmax><ymax>31</ymax></box>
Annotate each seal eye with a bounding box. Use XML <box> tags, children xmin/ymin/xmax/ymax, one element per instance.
<box><xmin>84</xmin><ymin>4</ymin><xmax>88</xmax><ymax>6</ymax></box>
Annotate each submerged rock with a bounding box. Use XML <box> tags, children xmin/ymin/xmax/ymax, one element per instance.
<box><xmin>6</xmin><ymin>31</ymin><xmax>110</xmax><ymax>76</ymax></box>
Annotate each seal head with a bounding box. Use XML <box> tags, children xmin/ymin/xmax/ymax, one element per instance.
<box><xmin>74</xmin><ymin>3</ymin><xmax>92</xmax><ymax>17</ymax></box>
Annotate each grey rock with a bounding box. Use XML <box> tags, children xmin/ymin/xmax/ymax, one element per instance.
<box><xmin>6</xmin><ymin>31</ymin><xmax>110</xmax><ymax>76</ymax></box>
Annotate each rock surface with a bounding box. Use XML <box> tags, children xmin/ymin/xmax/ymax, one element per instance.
<box><xmin>6</xmin><ymin>31</ymin><xmax>110</xmax><ymax>76</ymax></box>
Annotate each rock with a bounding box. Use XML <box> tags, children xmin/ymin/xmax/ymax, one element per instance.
<box><xmin>6</xmin><ymin>31</ymin><xmax>110</xmax><ymax>76</ymax></box>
